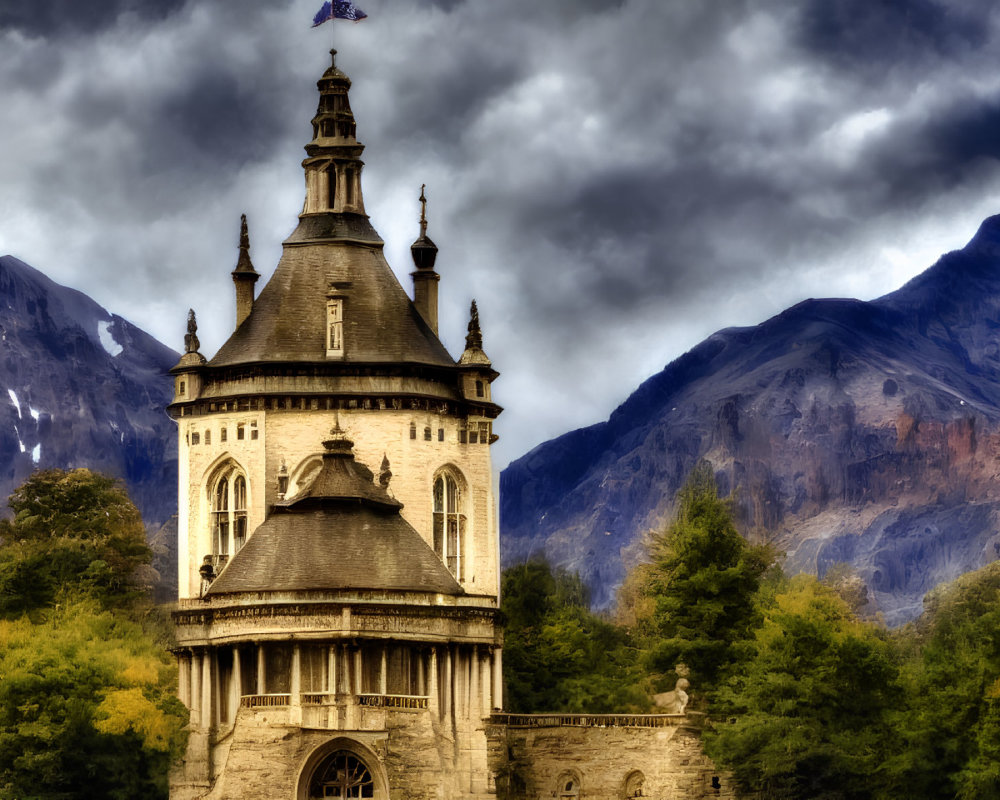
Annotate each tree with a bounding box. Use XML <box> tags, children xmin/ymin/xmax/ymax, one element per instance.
<box><xmin>0</xmin><ymin>469</ymin><xmax>151</xmax><ymax>615</ymax></box>
<box><xmin>639</xmin><ymin>461</ymin><xmax>774</xmax><ymax>694</ymax></box>
<box><xmin>0</xmin><ymin>598</ymin><xmax>187</xmax><ymax>800</ymax></box>
<box><xmin>891</xmin><ymin>561</ymin><xmax>1000</xmax><ymax>799</ymax></box>
<box><xmin>501</xmin><ymin>560</ymin><xmax>645</xmax><ymax>713</ymax></box>
<box><xmin>705</xmin><ymin>575</ymin><xmax>904</xmax><ymax>800</ymax></box>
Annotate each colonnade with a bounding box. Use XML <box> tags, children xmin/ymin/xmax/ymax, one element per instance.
<box><xmin>177</xmin><ymin>640</ymin><xmax>503</xmax><ymax>731</ymax></box>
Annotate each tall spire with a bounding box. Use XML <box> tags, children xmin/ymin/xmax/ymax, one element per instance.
<box><xmin>459</xmin><ymin>299</ymin><xmax>491</xmax><ymax>366</ymax></box>
<box><xmin>232</xmin><ymin>214</ymin><xmax>259</xmax><ymax>329</ymax></box>
<box><xmin>465</xmin><ymin>300</ymin><xmax>482</xmax><ymax>351</ymax></box>
<box><xmin>411</xmin><ymin>184</ymin><xmax>440</xmax><ymax>334</ymax></box>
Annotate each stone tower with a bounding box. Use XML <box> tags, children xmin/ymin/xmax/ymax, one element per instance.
<box><xmin>168</xmin><ymin>49</ymin><xmax>502</xmax><ymax>800</ymax></box>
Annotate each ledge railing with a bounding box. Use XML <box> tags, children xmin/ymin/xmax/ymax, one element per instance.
<box><xmin>240</xmin><ymin>693</ymin><xmax>291</xmax><ymax>709</ymax></box>
<box><xmin>241</xmin><ymin>692</ymin><xmax>429</xmax><ymax>711</ymax></box>
<box><xmin>488</xmin><ymin>713</ymin><xmax>684</xmax><ymax>729</ymax></box>
<box><xmin>358</xmin><ymin>693</ymin><xmax>429</xmax><ymax>710</ymax></box>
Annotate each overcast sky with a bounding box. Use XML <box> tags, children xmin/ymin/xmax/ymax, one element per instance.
<box><xmin>2</xmin><ymin>0</ymin><xmax>1000</xmax><ymax>468</ymax></box>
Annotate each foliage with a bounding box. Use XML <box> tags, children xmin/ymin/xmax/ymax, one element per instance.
<box><xmin>0</xmin><ymin>598</ymin><xmax>187</xmax><ymax>800</ymax></box>
<box><xmin>0</xmin><ymin>469</ymin><xmax>185</xmax><ymax>799</ymax></box>
<box><xmin>501</xmin><ymin>560</ymin><xmax>646</xmax><ymax>713</ymax></box>
<box><xmin>638</xmin><ymin>461</ymin><xmax>775</xmax><ymax>693</ymax></box>
<box><xmin>705</xmin><ymin>575</ymin><xmax>904</xmax><ymax>800</ymax></box>
<box><xmin>0</xmin><ymin>469</ymin><xmax>151</xmax><ymax>615</ymax></box>
<box><xmin>889</xmin><ymin>561</ymin><xmax>1000</xmax><ymax>800</ymax></box>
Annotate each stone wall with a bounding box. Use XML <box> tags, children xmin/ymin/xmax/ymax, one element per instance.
<box><xmin>486</xmin><ymin>719</ymin><xmax>735</xmax><ymax>800</ymax></box>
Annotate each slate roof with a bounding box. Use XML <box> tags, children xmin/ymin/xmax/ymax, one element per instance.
<box><xmin>208</xmin><ymin>213</ymin><xmax>456</xmax><ymax>369</ymax></box>
<box><xmin>206</xmin><ymin>434</ymin><xmax>462</xmax><ymax>597</ymax></box>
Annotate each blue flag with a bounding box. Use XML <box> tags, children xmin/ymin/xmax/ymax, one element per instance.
<box><xmin>312</xmin><ymin>0</ymin><xmax>368</xmax><ymax>26</ymax></box>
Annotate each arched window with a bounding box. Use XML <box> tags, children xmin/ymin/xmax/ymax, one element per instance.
<box><xmin>624</xmin><ymin>771</ymin><xmax>645</xmax><ymax>798</ymax></box>
<box><xmin>433</xmin><ymin>471</ymin><xmax>466</xmax><ymax>581</ymax></box>
<box><xmin>233</xmin><ymin>475</ymin><xmax>247</xmax><ymax>551</ymax></box>
<box><xmin>309</xmin><ymin>750</ymin><xmax>374</xmax><ymax>799</ymax></box>
<box><xmin>210</xmin><ymin>466</ymin><xmax>249</xmax><ymax>567</ymax></box>
<box><xmin>213</xmin><ymin>478</ymin><xmax>229</xmax><ymax>561</ymax></box>
<box><xmin>556</xmin><ymin>773</ymin><xmax>580</xmax><ymax>800</ymax></box>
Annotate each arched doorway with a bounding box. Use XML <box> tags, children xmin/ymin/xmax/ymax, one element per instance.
<box><xmin>308</xmin><ymin>750</ymin><xmax>374</xmax><ymax>799</ymax></box>
<box><xmin>299</xmin><ymin>740</ymin><xmax>386</xmax><ymax>800</ymax></box>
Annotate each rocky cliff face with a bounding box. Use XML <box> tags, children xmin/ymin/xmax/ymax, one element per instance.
<box><xmin>501</xmin><ymin>216</ymin><xmax>1000</xmax><ymax>625</ymax></box>
<box><xmin>0</xmin><ymin>255</ymin><xmax>178</xmax><ymax>592</ymax></box>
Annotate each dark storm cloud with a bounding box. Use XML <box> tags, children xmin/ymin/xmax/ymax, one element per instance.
<box><xmin>0</xmin><ymin>0</ymin><xmax>187</xmax><ymax>37</ymax></box>
<box><xmin>796</xmin><ymin>0</ymin><xmax>989</xmax><ymax>71</ymax></box>
<box><xmin>5</xmin><ymin>0</ymin><xmax>1000</xmax><ymax>463</ymax></box>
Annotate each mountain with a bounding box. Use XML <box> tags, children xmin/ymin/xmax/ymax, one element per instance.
<box><xmin>0</xmin><ymin>255</ymin><xmax>179</xmax><ymax>591</ymax></box>
<box><xmin>501</xmin><ymin>215</ymin><xmax>1000</xmax><ymax>625</ymax></box>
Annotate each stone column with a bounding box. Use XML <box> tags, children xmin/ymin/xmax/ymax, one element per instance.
<box><xmin>379</xmin><ymin>645</ymin><xmax>388</xmax><ymax>695</ymax></box>
<box><xmin>257</xmin><ymin>644</ymin><xmax>266</xmax><ymax>695</ymax></box>
<box><xmin>443</xmin><ymin>645</ymin><xmax>453</xmax><ymax>721</ymax></box>
<box><xmin>190</xmin><ymin>650</ymin><xmax>202</xmax><ymax>727</ymax></box>
<box><xmin>417</xmin><ymin>649</ymin><xmax>426</xmax><ymax>696</ymax></box>
<box><xmin>428</xmin><ymin>648</ymin><xmax>439</xmax><ymax>717</ymax></box>
<box><xmin>201</xmin><ymin>648</ymin><xmax>213</xmax><ymax>729</ymax></box>
<box><xmin>328</xmin><ymin>645</ymin><xmax>337</xmax><ymax>695</ymax></box>
<box><xmin>290</xmin><ymin>644</ymin><xmax>302</xmax><ymax>724</ymax></box>
<box><xmin>231</xmin><ymin>646</ymin><xmax>242</xmax><ymax>724</ymax></box>
<box><xmin>178</xmin><ymin>652</ymin><xmax>191</xmax><ymax>707</ymax></box>
<box><xmin>492</xmin><ymin>647</ymin><xmax>503</xmax><ymax>712</ymax></box>
<box><xmin>481</xmin><ymin>648</ymin><xmax>491</xmax><ymax>717</ymax></box>
<box><xmin>470</xmin><ymin>645</ymin><xmax>481</xmax><ymax>720</ymax></box>
<box><xmin>353</xmin><ymin>646</ymin><xmax>363</xmax><ymax>695</ymax></box>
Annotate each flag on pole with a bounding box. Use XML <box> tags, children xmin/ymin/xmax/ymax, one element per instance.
<box><xmin>312</xmin><ymin>0</ymin><xmax>368</xmax><ymax>26</ymax></box>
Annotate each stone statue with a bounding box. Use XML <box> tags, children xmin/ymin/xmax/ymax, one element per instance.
<box><xmin>184</xmin><ymin>309</ymin><xmax>200</xmax><ymax>354</ymax></box>
<box><xmin>652</xmin><ymin>678</ymin><xmax>690</xmax><ymax>714</ymax></box>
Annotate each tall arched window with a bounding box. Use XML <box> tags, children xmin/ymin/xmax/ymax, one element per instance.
<box><xmin>233</xmin><ymin>475</ymin><xmax>247</xmax><ymax>551</ymax></box>
<box><xmin>433</xmin><ymin>471</ymin><xmax>466</xmax><ymax>581</ymax></box>
<box><xmin>213</xmin><ymin>478</ymin><xmax>229</xmax><ymax>562</ymax></box>
<box><xmin>210</xmin><ymin>466</ymin><xmax>249</xmax><ymax>567</ymax></box>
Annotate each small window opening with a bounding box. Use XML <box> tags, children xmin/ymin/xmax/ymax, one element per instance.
<box><xmin>191</xmin><ymin>432</ymin><xmax>200</xmax><ymax>445</ymax></box>
<box><xmin>237</xmin><ymin>423</ymin><xmax>245</xmax><ymax>441</ymax></box>
<box><xmin>179</xmin><ymin>380</ymin><xmax>186</xmax><ymax>395</ymax></box>
<box><xmin>409</xmin><ymin>422</ymin><xmax>416</xmax><ymax>440</ymax></box>
<box><xmin>250</xmin><ymin>421</ymin><xmax>259</xmax><ymax>441</ymax></box>
<box><xmin>476</xmin><ymin>379</ymin><xmax>484</xmax><ymax>398</ymax></box>
<box><xmin>220</xmin><ymin>427</ymin><xmax>227</xmax><ymax>443</ymax></box>
<box><xmin>327</xmin><ymin>299</ymin><xmax>344</xmax><ymax>358</ymax></box>
<box><xmin>204</xmin><ymin>430</ymin><xmax>211</xmax><ymax>445</ymax></box>
<box><xmin>438</xmin><ymin>428</ymin><xmax>444</xmax><ymax>442</ymax></box>
<box><xmin>424</xmin><ymin>427</ymin><xmax>432</xmax><ymax>441</ymax></box>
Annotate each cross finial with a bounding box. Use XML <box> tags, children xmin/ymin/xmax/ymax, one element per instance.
<box><xmin>419</xmin><ymin>184</ymin><xmax>428</xmax><ymax>237</ymax></box>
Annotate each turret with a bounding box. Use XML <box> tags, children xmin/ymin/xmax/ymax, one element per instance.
<box><xmin>458</xmin><ymin>300</ymin><xmax>498</xmax><ymax>407</ymax></box>
<box><xmin>171</xmin><ymin>308</ymin><xmax>206</xmax><ymax>404</ymax></box>
<box><xmin>411</xmin><ymin>185</ymin><xmax>440</xmax><ymax>334</ymax></box>
<box><xmin>301</xmin><ymin>49</ymin><xmax>367</xmax><ymax>215</ymax></box>
<box><xmin>231</xmin><ymin>214</ymin><xmax>259</xmax><ymax>329</ymax></box>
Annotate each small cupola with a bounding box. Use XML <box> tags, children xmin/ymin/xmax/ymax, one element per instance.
<box><xmin>231</xmin><ymin>214</ymin><xmax>259</xmax><ymax>329</ymax></box>
<box><xmin>410</xmin><ymin>185</ymin><xmax>440</xmax><ymax>334</ymax></box>
<box><xmin>302</xmin><ymin>49</ymin><xmax>367</xmax><ymax>216</ymax></box>
<box><xmin>171</xmin><ymin>309</ymin><xmax>207</xmax><ymax>403</ymax></box>
<box><xmin>458</xmin><ymin>300</ymin><xmax>498</xmax><ymax>403</ymax></box>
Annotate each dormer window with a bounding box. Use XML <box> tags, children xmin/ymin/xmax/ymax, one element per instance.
<box><xmin>327</xmin><ymin>299</ymin><xmax>344</xmax><ymax>358</ymax></box>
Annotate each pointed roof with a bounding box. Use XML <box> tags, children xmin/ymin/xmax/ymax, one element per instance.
<box><xmin>207</xmin><ymin>53</ymin><xmax>455</xmax><ymax>370</ymax></box>
<box><xmin>205</xmin><ymin>430</ymin><xmax>462</xmax><ymax>597</ymax></box>
<box><xmin>232</xmin><ymin>214</ymin><xmax>259</xmax><ymax>280</ymax></box>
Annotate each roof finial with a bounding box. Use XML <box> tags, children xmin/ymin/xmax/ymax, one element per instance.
<box><xmin>419</xmin><ymin>184</ymin><xmax>428</xmax><ymax>237</ymax></box>
<box><xmin>379</xmin><ymin>453</ymin><xmax>392</xmax><ymax>488</ymax></box>
<box><xmin>465</xmin><ymin>299</ymin><xmax>482</xmax><ymax>351</ymax></box>
<box><xmin>184</xmin><ymin>309</ymin><xmax>200</xmax><ymax>354</ymax></box>
<box><xmin>233</xmin><ymin>213</ymin><xmax>258</xmax><ymax>276</ymax></box>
